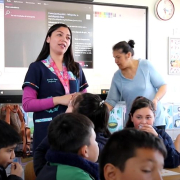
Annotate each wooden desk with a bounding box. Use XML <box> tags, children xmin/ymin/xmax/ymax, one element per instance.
<box><xmin>163</xmin><ymin>167</ymin><xmax>180</xmax><ymax>180</ymax></box>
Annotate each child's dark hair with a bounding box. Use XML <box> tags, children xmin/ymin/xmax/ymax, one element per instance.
<box><xmin>73</xmin><ymin>93</ymin><xmax>111</xmax><ymax>137</ymax></box>
<box><xmin>99</xmin><ymin>128</ymin><xmax>167</xmax><ymax>180</ymax></box>
<box><xmin>48</xmin><ymin>113</ymin><xmax>94</xmax><ymax>153</ymax></box>
<box><xmin>0</xmin><ymin>120</ymin><xmax>21</xmax><ymax>149</ymax></box>
<box><xmin>126</xmin><ymin>96</ymin><xmax>155</xmax><ymax>127</ymax></box>
<box><xmin>113</xmin><ymin>39</ymin><xmax>135</xmax><ymax>56</ymax></box>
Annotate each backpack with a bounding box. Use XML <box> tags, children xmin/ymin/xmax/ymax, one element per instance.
<box><xmin>0</xmin><ymin>104</ymin><xmax>31</xmax><ymax>157</ymax></box>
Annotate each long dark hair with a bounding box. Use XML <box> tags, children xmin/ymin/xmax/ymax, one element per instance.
<box><xmin>36</xmin><ymin>23</ymin><xmax>79</xmax><ymax>77</ymax></box>
<box><xmin>73</xmin><ymin>93</ymin><xmax>111</xmax><ymax>137</ymax></box>
<box><xmin>125</xmin><ymin>96</ymin><xmax>155</xmax><ymax>128</ymax></box>
<box><xmin>113</xmin><ymin>39</ymin><xmax>135</xmax><ymax>56</ymax></box>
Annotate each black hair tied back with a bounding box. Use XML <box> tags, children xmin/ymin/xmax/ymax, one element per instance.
<box><xmin>128</xmin><ymin>40</ymin><xmax>135</xmax><ymax>49</ymax></box>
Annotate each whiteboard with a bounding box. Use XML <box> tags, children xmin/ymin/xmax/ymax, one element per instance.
<box><xmin>0</xmin><ymin>0</ymin><xmax>148</xmax><ymax>101</ymax></box>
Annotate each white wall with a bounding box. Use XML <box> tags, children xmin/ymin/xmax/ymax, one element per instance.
<box><xmin>93</xmin><ymin>0</ymin><xmax>180</xmax><ymax>103</ymax></box>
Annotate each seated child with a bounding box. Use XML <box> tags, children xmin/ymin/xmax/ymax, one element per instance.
<box><xmin>99</xmin><ymin>128</ymin><xmax>167</xmax><ymax>180</ymax></box>
<box><xmin>126</xmin><ymin>96</ymin><xmax>180</xmax><ymax>168</ymax></box>
<box><xmin>0</xmin><ymin>120</ymin><xmax>23</xmax><ymax>180</ymax></box>
<box><xmin>34</xmin><ymin>93</ymin><xmax>110</xmax><ymax>175</ymax></box>
<box><xmin>72</xmin><ymin>93</ymin><xmax>111</xmax><ymax>152</ymax></box>
<box><xmin>174</xmin><ymin>134</ymin><xmax>180</xmax><ymax>153</ymax></box>
<box><xmin>36</xmin><ymin>113</ymin><xmax>99</xmax><ymax>180</ymax></box>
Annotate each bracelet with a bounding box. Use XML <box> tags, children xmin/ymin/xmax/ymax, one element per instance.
<box><xmin>155</xmin><ymin>96</ymin><xmax>159</xmax><ymax>101</ymax></box>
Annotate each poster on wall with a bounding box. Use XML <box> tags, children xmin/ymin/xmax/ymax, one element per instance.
<box><xmin>108</xmin><ymin>102</ymin><xmax>126</xmax><ymax>134</ymax></box>
<box><xmin>162</xmin><ymin>103</ymin><xmax>173</xmax><ymax>129</ymax></box>
<box><xmin>169</xmin><ymin>37</ymin><xmax>180</xmax><ymax>75</ymax></box>
<box><xmin>173</xmin><ymin>104</ymin><xmax>180</xmax><ymax>128</ymax></box>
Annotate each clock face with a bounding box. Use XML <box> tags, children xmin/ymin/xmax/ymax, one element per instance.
<box><xmin>155</xmin><ymin>0</ymin><xmax>175</xmax><ymax>20</ymax></box>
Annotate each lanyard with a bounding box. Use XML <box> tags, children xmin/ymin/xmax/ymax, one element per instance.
<box><xmin>50</xmin><ymin>58</ymin><xmax>70</xmax><ymax>94</ymax></box>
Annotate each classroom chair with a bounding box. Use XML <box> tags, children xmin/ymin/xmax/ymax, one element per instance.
<box><xmin>24</xmin><ymin>161</ymin><xmax>36</xmax><ymax>180</ymax></box>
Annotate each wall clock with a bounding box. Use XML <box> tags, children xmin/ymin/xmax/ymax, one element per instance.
<box><xmin>155</xmin><ymin>0</ymin><xmax>175</xmax><ymax>21</ymax></box>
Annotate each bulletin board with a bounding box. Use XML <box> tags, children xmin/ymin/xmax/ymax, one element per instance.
<box><xmin>169</xmin><ymin>37</ymin><xmax>180</xmax><ymax>75</ymax></box>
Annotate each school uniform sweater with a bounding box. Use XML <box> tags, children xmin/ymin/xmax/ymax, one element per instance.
<box><xmin>36</xmin><ymin>150</ymin><xmax>99</xmax><ymax>180</ymax></box>
<box><xmin>34</xmin><ymin>132</ymin><xmax>108</xmax><ymax>176</ymax></box>
<box><xmin>155</xmin><ymin>127</ymin><xmax>180</xmax><ymax>168</ymax></box>
<box><xmin>0</xmin><ymin>166</ymin><xmax>22</xmax><ymax>180</ymax></box>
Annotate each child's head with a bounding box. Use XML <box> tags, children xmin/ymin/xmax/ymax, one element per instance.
<box><xmin>126</xmin><ymin>96</ymin><xmax>155</xmax><ymax>129</ymax></box>
<box><xmin>72</xmin><ymin>93</ymin><xmax>110</xmax><ymax>136</ymax></box>
<box><xmin>48</xmin><ymin>113</ymin><xmax>99</xmax><ymax>162</ymax></box>
<box><xmin>99</xmin><ymin>128</ymin><xmax>167</xmax><ymax>180</ymax></box>
<box><xmin>0</xmin><ymin>120</ymin><xmax>21</xmax><ymax>168</ymax></box>
<box><xmin>65</xmin><ymin>92</ymin><xmax>82</xmax><ymax>113</ymax></box>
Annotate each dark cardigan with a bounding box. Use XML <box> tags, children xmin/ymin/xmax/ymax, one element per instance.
<box><xmin>34</xmin><ymin>132</ymin><xmax>108</xmax><ymax>176</ymax></box>
<box><xmin>0</xmin><ymin>166</ymin><xmax>23</xmax><ymax>180</ymax></box>
<box><xmin>36</xmin><ymin>149</ymin><xmax>100</xmax><ymax>180</ymax></box>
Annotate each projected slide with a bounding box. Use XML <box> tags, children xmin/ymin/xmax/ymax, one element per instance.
<box><xmin>0</xmin><ymin>0</ymin><xmax>147</xmax><ymax>95</ymax></box>
<box><xmin>4</xmin><ymin>0</ymin><xmax>93</xmax><ymax>68</ymax></box>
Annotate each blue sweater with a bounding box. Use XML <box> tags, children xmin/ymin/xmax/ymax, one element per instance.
<box><xmin>155</xmin><ymin>127</ymin><xmax>180</xmax><ymax>168</ymax></box>
<box><xmin>106</xmin><ymin>59</ymin><xmax>166</xmax><ymax>126</ymax></box>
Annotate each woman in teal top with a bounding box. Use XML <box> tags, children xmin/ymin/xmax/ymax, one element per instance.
<box><xmin>105</xmin><ymin>40</ymin><xmax>167</xmax><ymax>129</ymax></box>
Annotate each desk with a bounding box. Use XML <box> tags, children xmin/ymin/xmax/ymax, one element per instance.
<box><xmin>163</xmin><ymin>167</ymin><xmax>180</xmax><ymax>180</ymax></box>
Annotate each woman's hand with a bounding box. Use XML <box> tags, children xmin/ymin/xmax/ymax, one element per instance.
<box><xmin>152</xmin><ymin>98</ymin><xmax>158</xmax><ymax>110</ymax></box>
<box><xmin>138</xmin><ymin>124</ymin><xmax>158</xmax><ymax>136</ymax></box>
<box><xmin>53</xmin><ymin>93</ymin><xmax>75</xmax><ymax>106</ymax></box>
<box><xmin>105</xmin><ymin>102</ymin><xmax>114</xmax><ymax>111</ymax></box>
<box><xmin>152</xmin><ymin>84</ymin><xmax>167</xmax><ymax>110</ymax></box>
<box><xmin>66</xmin><ymin>92</ymin><xmax>81</xmax><ymax>113</ymax></box>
